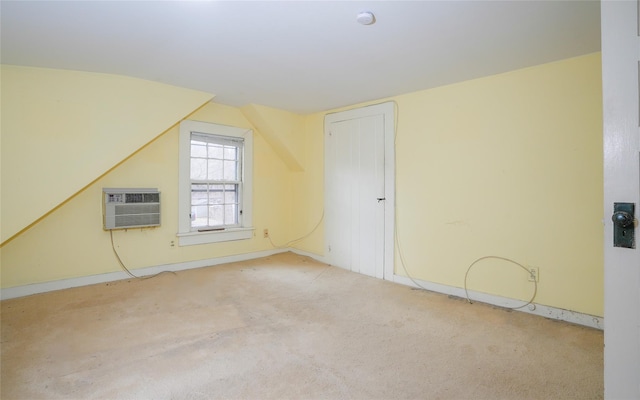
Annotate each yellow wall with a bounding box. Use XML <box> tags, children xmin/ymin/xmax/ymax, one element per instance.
<box><xmin>0</xmin><ymin>65</ymin><xmax>213</xmax><ymax>243</ymax></box>
<box><xmin>288</xmin><ymin>114</ymin><xmax>325</xmax><ymax>252</ymax></box>
<box><xmin>293</xmin><ymin>53</ymin><xmax>603</xmax><ymax>316</ymax></box>
<box><xmin>0</xmin><ymin>102</ymin><xmax>292</xmax><ymax>287</ymax></box>
<box><xmin>240</xmin><ymin>104</ymin><xmax>306</xmax><ymax>171</ymax></box>
<box><xmin>1</xmin><ymin>54</ymin><xmax>603</xmax><ymax>317</ymax></box>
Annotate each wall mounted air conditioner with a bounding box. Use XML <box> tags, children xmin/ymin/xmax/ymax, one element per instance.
<box><xmin>103</xmin><ymin>188</ymin><xmax>160</xmax><ymax>230</ymax></box>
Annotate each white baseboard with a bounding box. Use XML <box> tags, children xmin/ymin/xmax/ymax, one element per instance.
<box><xmin>289</xmin><ymin>249</ymin><xmax>604</xmax><ymax>331</ymax></box>
<box><xmin>290</xmin><ymin>247</ymin><xmax>326</xmax><ymax>263</ymax></box>
<box><xmin>1</xmin><ymin>248</ymin><xmax>605</xmax><ymax>331</ymax></box>
<box><xmin>391</xmin><ymin>274</ymin><xmax>604</xmax><ymax>330</ymax></box>
<box><xmin>0</xmin><ymin>248</ymin><xmax>287</xmax><ymax>301</ymax></box>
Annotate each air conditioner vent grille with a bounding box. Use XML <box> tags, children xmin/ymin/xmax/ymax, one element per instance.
<box><xmin>115</xmin><ymin>213</ymin><xmax>160</xmax><ymax>228</ymax></box>
<box><xmin>114</xmin><ymin>204</ymin><xmax>159</xmax><ymax>215</ymax></box>
<box><xmin>125</xmin><ymin>193</ymin><xmax>160</xmax><ymax>203</ymax></box>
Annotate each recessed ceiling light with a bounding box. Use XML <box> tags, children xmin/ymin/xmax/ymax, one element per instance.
<box><xmin>356</xmin><ymin>11</ymin><xmax>376</xmax><ymax>26</ymax></box>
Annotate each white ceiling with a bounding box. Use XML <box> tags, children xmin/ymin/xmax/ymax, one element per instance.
<box><xmin>1</xmin><ymin>1</ymin><xmax>601</xmax><ymax>114</ymax></box>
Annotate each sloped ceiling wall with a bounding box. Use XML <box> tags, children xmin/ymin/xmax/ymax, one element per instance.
<box><xmin>241</xmin><ymin>104</ymin><xmax>306</xmax><ymax>172</ymax></box>
<box><xmin>0</xmin><ymin>65</ymin><xmax>213</xmax><ymax>244</ymax></box>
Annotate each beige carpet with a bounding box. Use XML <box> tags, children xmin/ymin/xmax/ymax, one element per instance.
<box><xmin>1</xmin><ymin>252</ymin><xmax>603</xmax><ymax>399</ymax></box>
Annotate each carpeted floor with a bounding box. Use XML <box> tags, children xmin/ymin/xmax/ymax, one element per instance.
<box><xmin>1</xmin><ymin>252</ymin><xmax>603</xmax><ymax>399</ymax></box>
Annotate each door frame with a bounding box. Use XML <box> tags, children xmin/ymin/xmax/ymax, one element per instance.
<box><xmin>324</xmin><ymin>102</ymin><xmax>396</xmax><ymax>281</ymax></box>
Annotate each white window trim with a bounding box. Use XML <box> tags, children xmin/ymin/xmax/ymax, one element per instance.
<box><xmin>178</xmin><ymin>120</ymin><xmax>253</xmax><ymax>246</ymax></box>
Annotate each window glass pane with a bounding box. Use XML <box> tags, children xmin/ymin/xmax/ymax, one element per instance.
<box><xmin>209</xmin><ymin>184</ymin><xmax>224</xmax><ymax>204</ymax></box>
<box><xmin>191</xmin><ymin>184</ymin><xmax>208</xmax><ymax>205</ymax></box>
<box><xmin>224</xmin><ymin>146</ymin><xmax>238</xmax><ymax>160</ymax></box>
<box><xmin>190</xmin><ymin>206</ymin><xmax>197</xmax><ymax>222</ymax></box>
<box><xmin>208</xmin><ymin>159</ymin><xmax>223</xmax><ymax>180</ymax></box>
<box><xmin>224</xmin><ymin>189</ymin><xmax>237</xmax><ymax>204</ymax></box>
<box><xmin>191</xmin><ymin>142</ymin><xmax>207</xmax><ymax>158</ymax></box>
<box><xmin>191</xmin><ymin>159</ymin><xmax>207</xmax><ymax>180</ymax></box>
<box><xmin>192</xmin><ymin>205</ymin><xmax>208</xmax><ymax>227</ymax></box>
<box><xmin>223</xmin><ymin>160</ymin><xmax>237</xmax><ymax>180</ymax></box>
<box><xmin>208</xmin><ymin>143</ymin><xmax>223</xmax><ymax>159</ymax></box>
<box><xmin>209</xmin><ymin>205</ymin><xmax>223</xmax><ymax>226</ymax></box>
<box><xmin>224</xmin><ymin>204</ymin><xmax>237</xmax><ymax>225</ymax></box>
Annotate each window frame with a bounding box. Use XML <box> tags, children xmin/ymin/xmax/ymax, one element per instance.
<box><xmin>178</xmin><ymin>120</ymin><xmax>253</xmax><ymax>246</ymax></box>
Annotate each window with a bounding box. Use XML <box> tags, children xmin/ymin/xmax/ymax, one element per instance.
<box><xmin>190</xmin><ymin>133</ymin><xmax>242</xmax><ymax>228</ymax></box>
<box><xmin>178</xmin><ymin>120</ymin><xmax>253</xmax><ymax>246</ymax></box>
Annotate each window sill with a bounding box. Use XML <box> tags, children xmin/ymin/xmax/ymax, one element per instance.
<box><xmin>177</xmin><ymin>227</ymin><xmax>254</xmax><ymax>246</ymax></box>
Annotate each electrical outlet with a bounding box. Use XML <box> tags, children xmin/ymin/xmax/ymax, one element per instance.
<box><xmin>528</xmin><ymin>267</ymin><xmax>539</xmax><ymax>282</ymax></box>
<box><xmin>263</xmin><ymin>229</ymin><xmax>269</xmax><ymax>238</ymax></box>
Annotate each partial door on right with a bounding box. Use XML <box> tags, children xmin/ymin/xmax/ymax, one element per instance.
<box><xmin>602</xmin><ymin>0</ymin><xmax>640</xmax><ymax>398</ymax></box>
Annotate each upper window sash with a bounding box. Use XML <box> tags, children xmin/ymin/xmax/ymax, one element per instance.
<box><xmin>191</xmin><ymin>132</ymin><xmax>244</xmax><ymax>147</ymax></box>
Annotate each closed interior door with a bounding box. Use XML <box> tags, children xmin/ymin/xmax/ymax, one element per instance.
<box><xmin>324</xmin><ymin>103</ymin><xmax>394</xmax><ymax>280</ymax></box>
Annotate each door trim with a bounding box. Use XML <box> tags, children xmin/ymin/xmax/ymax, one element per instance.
<box><xmin>324</xmin><ymin>102</ymin><xmax>396</xmax><ymax>281</ymax></box>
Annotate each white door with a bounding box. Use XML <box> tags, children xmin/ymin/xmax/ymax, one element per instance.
<box><xmin>324</xmin><ymin>102</ymin><xmax>395</xmax><ymax>280</ymax></box>
<box><xmin>602</xmin><ymin>0</ymin><xmax>640</xmax><ymax>398</ymax></box>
